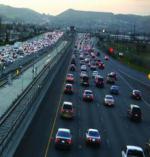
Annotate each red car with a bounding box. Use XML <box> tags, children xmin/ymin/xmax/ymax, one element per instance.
<box><xmin>64</xmin><ymin>84</ymin><xmax>73</xmax><ymax>94</ymax></box>
<box><xmin>98</xmin><ymin>62</ymin><xmax>105</xmax><ymax>69</ymax></box>
<box><xmin>83</xmin><ymin>90</ymin><xmax>94</xmax><ymax>101</ymax></box>
<box><xmin>66</xmin><ymin>74</ymin><xmax>74</xmax><ymax>83</ymax></box>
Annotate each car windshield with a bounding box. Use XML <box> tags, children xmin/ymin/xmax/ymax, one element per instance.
<box><xmin>106</xmin><ymin>96</ymin><xmax>113</xmax><ymax>99</ymax></box>
<box><xmin>89</xmin><ymin>131</ymin><xmax>99</xmax><ymax>137</ymax></box>
<box><xmin>83</xmin><ymin>76</ymin><xmax>88</xmax><ymax>81</ymax></box>
<box><xmin>66</xmin><ymin>85</ymin><xmax>72</xmax><ymax>89</ymax></box>
<box><xmin>57</xmin><ymin>131</ymin><xmax>70</xmax><ymax>138</ymax></box>
<box><xmin>128</xmin><ymin>150</ymin><xmax>144</xmax><ymax>157</ymax></box>
<box><xmin>63</xmin><ymin>105</ymin><xmax>72</xmax><ymax>110</ymax></box>
<box><xmin>132</xmin><ymin>108</ymin><xmax>141</xmax><ymax>114</ymax></box>
<box><xmin>86</xmin><ymin>91</ymin><xmax>92</xmax><ymax>95</ymax></box>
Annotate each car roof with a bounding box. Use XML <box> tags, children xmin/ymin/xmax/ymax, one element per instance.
<box><xmin>84</xmin><ymin>90</ymin><xmax>92</xmax><ymax>93</ymax></box>
<box><xmin>63</xmin><ymin>101</ymin><xmax>72</xmax><ymax>106</ymax></box>
<box><xmin>133</xmin><ymin>89</ymin><xmax>140</xmax><ymax>92</ymax></box>
<box><xmin>111</xmin><ymin>85</ymin><xmax>118</xmax><ymax>88</ymax></box>
<box><xmin>66</xmin><ymin>83</ymin><xmax>72</xmax><ymax>86</ymax></box>
<box><xmin>127</xmin><ymin>145</ymin><xmax>143</xmax><ymax>152</ymax></box>
<box><xmin>67</xmin><ymin>74</ymin><xmax>73</xmax><ymax>76</ymax></box>
<box><xmin>105</xmin><ymin>95</ymin><xmax>113</xmax><ymax>97</ymax></box>
<box><xmin>58</xmin><ymin>128</ymin><xmax>70</xmax><ymax>133</ymax></box>
<box><xmin>130</xmin><ymin>104</ymin><xmax>140</xmax><ymax>109</ymax></box>
<box><xmin>88</xmin><ymin>129</ymin><xmax>99</xmax><ymax>132</ymax></box>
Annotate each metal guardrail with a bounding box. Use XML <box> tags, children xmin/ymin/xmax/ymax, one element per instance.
<box><xmin>0</xmin><ymin>39</ymin><xmax>73</xmax><ymax>156</ymax></box>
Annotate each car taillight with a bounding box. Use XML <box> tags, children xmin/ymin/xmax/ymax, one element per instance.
<box><xmin>88</xmin><ymin>137</ymin><xmax>92</xmax><ymax>141</ymax></box>
<box><xmin>67</xmin><ymin>139</ymin><xmax>72</xmax><ymax>144</ymax></box>
<box><xmin>55</xmin><ymin>138</ymin><xmax>60</xmax><ymax>143</ymax></box>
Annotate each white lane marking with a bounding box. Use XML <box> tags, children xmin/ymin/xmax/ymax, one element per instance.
<box><xmin>118</xmin><ymin>69</ymin><xmax>150</xmax><ymax>88</ymax></box>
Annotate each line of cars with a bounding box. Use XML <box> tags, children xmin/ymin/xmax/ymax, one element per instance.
<box><xmin>54</xmin><ymin>33</ymin><xmax>145</xmax><ymax>156</ymax></box>
<box><xmin>0</xmin><ymin>31</ymin><xmax>63</xmax><ymax>67</ymax></box>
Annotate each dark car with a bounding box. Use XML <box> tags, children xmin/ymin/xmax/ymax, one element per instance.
<box><xmin>83</xmin><ymin>90</ymin><xmax>94</xmax><ymax>102</ymax></box>
<box><xmin>55</xmin><ymin>128</ymin><xmax>72</xmax><ymax>149</ymax></box>
<box><xmin>127</xmin><ymin>104</ymin><xmax>142</xmax><ymax>121</ymax></box>
<box><xmin>110</xmin><ymin>85</ymin><xmax>119</xmax><ymax>95</ymax></box>
<box><xmin>131</xmin><ymin>90</ymin><xmax>142</xmax><ymax>100</ymax></box>
<box><xmin>106</xmin><ymin>73</ymin><xmax>116</xmax><ymax>84</ymax></box>
<box><xmin>98</xmin><ymin>62</ymin><xmax>105</xmax><ymax>70</ymax></box>
<box><xmin>70</xmin><ymin>64</ymin><xmax>76</xmax><ymax>71</ymax></box>
<box><xmin>90</xmin><ymin>64</ymin><xmax>96</xmax><ymax>71</ymax></box>
<box><xmin>80</xmin><ymin>74</ymin><xmax>89</xmax><ymax>86</ymax></box>
<box><xmin>95</xmin><ymin>75</ymin><xmax>104</xmax><ymax>88</ymax></box>
<box><xmin>64</xmin><ymin>84</ymin><xmax>73</xmax><ymax>94</ymax></box>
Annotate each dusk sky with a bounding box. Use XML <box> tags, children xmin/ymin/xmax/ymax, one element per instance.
<box><xmin>0</xmin><ymin>0</ymin><xmax>150</xmax><ymax>15</ymax></box>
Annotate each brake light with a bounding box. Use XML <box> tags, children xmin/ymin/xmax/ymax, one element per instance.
<box><xmin>55</xmin><ymin>138</ymin><xmax>60</xmax><ymax>143</ymax></box>
<box><xmin>66</xmin><ymin>139</ymin><xmax>72</xmax><ymax>144</ymax></box>
<box><xmin>88</xmin><ymin>137</ymin><xmax>92</xmax><ymax>141</ymax></box>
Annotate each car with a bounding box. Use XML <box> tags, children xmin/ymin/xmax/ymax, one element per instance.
<box><xmin>81</xmin><ymin>65</ymin><xmax>87</xmax><ymax>71</ymax></box>
<box><xmin>71</xmin><ymin>58</ymin><xmax>76</xmax><ymax>65</ymax></box>
<box><xmin>131</xmin><ymin>90</ymin><xmax>142</xmax><ymax>100</ymax></box>
<box><xmin>55</xmin><ymin>128</ymin><xmax>72</xmax><ymax>149</ymax></box>
<box><xmin>66</xmin><ymin>74</ymin><xmax>74</xmax><ymax>83</ymax></box>
<box><xmin>80</xmin><ymin>74</ymin><xmax>89</xmax><ymax>86</ymax></box>
<box><xmin>95</xmin><ymin>75</ymin><xmax>104</xmax><ymax>88</ymax></box>
<box><xmin>127</xmin><ymin>104</ymin><xmax>142</xmax><ymax>121</ymax></box>
<box><xmin>104</xmin><ymin>55</ymin><xmax>109</xmax><ymax>60</ymax></box>
<box><xmin>85</xmin><ymin>129</ymin><xmax>101</xmax><ymax>146</ymax></box>
<box><xmin>121</xmin><ymin>145</ymin><xmax>145</xmax><ymax>157</ymax></box>
<box><xmin>83</xmin><ymin>90</ymin><xmax>94</xmax><ymax>101</ymax></box>
<box><xmin>110</xmin><ymin>85</ymin><xmax>119</xmax><ymax>95</ymax></box>
<box><xmin>90</xmin><ymin>64</ymin><xmax>96</xmax><ymax>70</ymax></box>
<box><xmin>79</xmin><ymin>54</ymin><xmax>84</xmax><ymax>60</ymax></box>
<box><xmin>80</xmin><ymin>60</ymin><xmax>85</xmax><ymax>65</ymax></box>
<box><xmin>104</xmin><ymin>95</ymin><xmax>115</xmax><ymax>106</ymax></box>
<box><xmin>98</xmin><ymin>62</ymin><xmax>105</xmax><ymax>69</ymax></box>
<box><xmin>70</xmin><ymin>64</ymin><xmax>76</xmax><ymax>71</ymax></box>
<box><xmin>64</xmin><ymin>84</ymin><xmax>73</xmax><ymax>94</ymax></box>
<box><xmin>60</xmin><ymin>102</ymin><xmax>74</xmax><ymax>119</ymax></box>
<box><xmin>92</xmin><ymin>71</ymin><xmax>99</xmax><ymax>78</ymax></box>
<box><xmin>80</xmin><ymin>71</ymin><xmax>88</xmax><ymax>78</ymax></box>
<box><xmin>110</xmin><ymin>72</ymin><xmax>117</xmax><ymax>80</ymax></box>
<box><xmin>106</xmin><ymin>73</ymin><xmax>116</xmax><ymax>84</ymax></box>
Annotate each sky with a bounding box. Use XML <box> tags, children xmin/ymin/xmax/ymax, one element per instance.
<box><xmin>0</xmin><ymin>0</ymin><xmax>150</xmax><ymax>16</ymax></box>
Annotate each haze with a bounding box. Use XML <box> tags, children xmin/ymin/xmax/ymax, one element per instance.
<box><xmin>0</xmin><ymin>0</ymin><xmax>150</xmax><ymax>15</ymax></box>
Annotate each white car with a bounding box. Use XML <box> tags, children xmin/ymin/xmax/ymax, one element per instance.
<box><xmin>122</xmin><ymin>145</ymin><xmax>145</xmax><ymax>157</ymax></box>
<box><xmin>92</xmin><ymin>71</ymin><xmax>99</xmax><ymax>78</ymax></box>
<box><xmin>81</xmin><ymin>65</ymin><xmax>87</xmax><ymax>71</ymax></box>
<box><xmin>104</xmin><ymin>95</ymin><xmax>115</xmax><ymax>106</ymax></box>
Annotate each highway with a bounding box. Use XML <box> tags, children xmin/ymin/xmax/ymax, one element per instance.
<box><xmin>14</xmin><ymin>34</ymin><xmax>150</xmax><ymax>157</ymax></box>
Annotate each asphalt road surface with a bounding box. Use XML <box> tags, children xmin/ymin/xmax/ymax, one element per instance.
<box><xmin>14</xmin><ymin>37</ymin><xmax>150</xmax><ymax>157</ymax></box>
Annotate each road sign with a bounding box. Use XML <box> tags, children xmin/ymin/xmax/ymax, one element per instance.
<box><xmin>16</xmin><ymin>69</ymin><xmax>20</xmax><ymax>76</ymax></box>
<box><xmin>148</xmin><ymin>73</ymin><xmax>150</xmax><ymax>80</ymax></box>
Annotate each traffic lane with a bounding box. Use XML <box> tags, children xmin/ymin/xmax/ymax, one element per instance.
<box><xmin>14</xmin><ymin>50</ymin><xmax>72</xmax><ymax>157</ymax></box>
<box><xmin>101</xmin><ymin>52</ymin><xmax>150</xmax><ymax>104</ymax></box>
<box><xmin>46</xmin><ymin>58</ymin><xmax>111</xmax><ymax>157</ymax></box>
<box><xmin>99</xmin><ymin>49</ymin><xmax>150</xmax><ymax>85</ymax></box>
<box><xmin>104</xmin><ymin>56</ymin><xmax>150</xmax><ymax>120</ymax></box>
<box><xmin>100</xmin><ymin>59</ymin><xmax>150</xmax><ymax>149</ymax></box>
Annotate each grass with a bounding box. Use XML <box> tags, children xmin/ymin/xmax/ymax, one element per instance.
<box><xmin>97</xmin><ymin>40</ymin><xmax>150</xmax><ymax>74</ymax></box>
